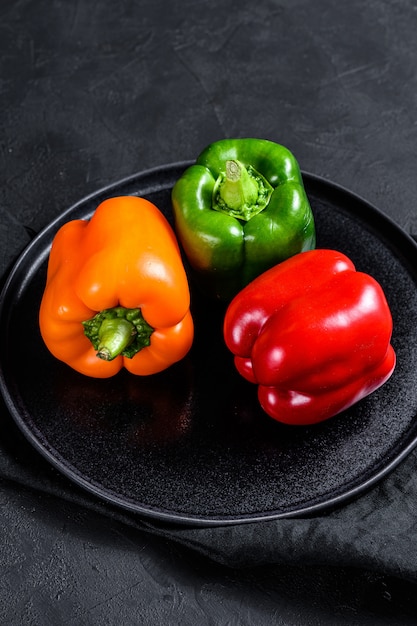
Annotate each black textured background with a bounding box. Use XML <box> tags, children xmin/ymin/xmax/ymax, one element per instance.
<box><xmin>1</xmin><ymin>0</ymin><xmax>417</xmax><ymax>624</ymax></box>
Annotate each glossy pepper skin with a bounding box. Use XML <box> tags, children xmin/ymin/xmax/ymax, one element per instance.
<box><xmin>39</xmin><ymin>196</ymin><xmax>194</xmax><ymax>378</ymax></box>
<box><xmin>171</xmin><ymin>138</ymin><xmax>316</xmax><ymax>301</ymax></box>
<box><xmin>223</xmin><ymin>249</ymin><xmax>396</xmax><ymax>426</ymax></box>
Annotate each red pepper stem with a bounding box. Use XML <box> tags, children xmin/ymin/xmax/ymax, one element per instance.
<box><xmin>82</xmin><ymin>306</ymin><xmax>154</xmax><ymax>361</ymax></box>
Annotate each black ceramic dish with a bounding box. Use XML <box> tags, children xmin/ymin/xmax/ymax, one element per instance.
<box><xmin>1</xmin><ymin>162</ymin><xmax>417</xmax><ymax>526</ymax></box>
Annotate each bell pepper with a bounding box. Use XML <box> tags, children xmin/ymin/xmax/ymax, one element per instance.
<box><xmin>171</xmin><ymin>137</ymin><xmax>316</xmax><ymax>301</ymax></box>
<box><xmin>39</xmin><ymin>196</ymin><xmax>194</xmax><ymax>378</ymax></box>
<box><xmin>223</xmin><ymin>249</ymin><xmax>396</xmax><ymax>426</ymax></box>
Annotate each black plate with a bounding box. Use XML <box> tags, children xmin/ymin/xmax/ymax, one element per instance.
<box><xmin>1</xmin><ymin>162</ymin><xmax>417</xmax><ymax>527</ymax></box>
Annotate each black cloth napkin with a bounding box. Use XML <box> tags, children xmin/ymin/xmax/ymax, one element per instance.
<box><xmin>2</xmin><ymin>208</ymin><xmax>417</xmax><ymax>584</ymax></box>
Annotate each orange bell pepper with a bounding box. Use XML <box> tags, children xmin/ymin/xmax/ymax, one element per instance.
<box><xmin>39</xmin><ymin>196</ymin><xmax>194</xmax><ymax>378</ymax></box>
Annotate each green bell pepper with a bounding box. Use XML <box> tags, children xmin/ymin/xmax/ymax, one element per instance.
<box><xmin>171</xmin><ymin>138</ymin><xmax>316</xmax><ymax>301</ymax></box>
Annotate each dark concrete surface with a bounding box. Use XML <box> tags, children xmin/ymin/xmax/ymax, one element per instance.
<box><xmin>1</xmin><ymin>1</ymin><xmax>417</xmax><ymax>623</ymax></box>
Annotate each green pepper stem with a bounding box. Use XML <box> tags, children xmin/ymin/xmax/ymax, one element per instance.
<box><xmin>82</xmin><ymin>307</ymin><xmax>154</xmax><ymax>361</ymax></box>
<box><xmin>212</xmin><ymin>160</ymin><xmax>273</xmax><ymax>221</ymax></box>
<box><xmin>220</xmin><ymin>160</ymin><xmax>259</xmax><ymax>211</ymax></box>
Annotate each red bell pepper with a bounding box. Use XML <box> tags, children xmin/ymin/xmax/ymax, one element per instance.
<box><xmin>223</xmin><ymin>249</ymin><xmax>396</xmax><ymax>426</ymax></box>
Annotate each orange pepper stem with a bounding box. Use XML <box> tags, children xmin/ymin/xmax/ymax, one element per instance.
<box><xmin>82</xmin><ymin>307</ymin><xmax>154</xmax><ymax>361</ymax></box>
